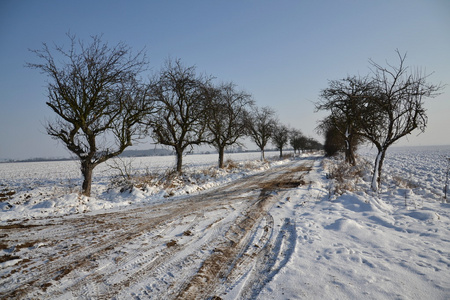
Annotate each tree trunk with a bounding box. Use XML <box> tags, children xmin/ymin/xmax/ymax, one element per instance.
<box><xmin>377</xmin><ymin>149</ymin><xmax>386</xmax><ymax>186</ymax></box>
<box><xmin>344</xmin><ymin>132</ymin><xmax>356</xmax><ymax>166</ymax></box>
<box><xmin>345</xmin><ymin>146</ymin><xmax>356</xmax><ymax>166</ymax></box>
<box><xmin>81</xmin><ymin>160</ymin><xmax>94</xmax><ymax>196</ymax></box>
<box><xmin>218</xmin><ymin>147</ymin><xmax>225</xmax><ymax>168</ymax></box>
<box><xmin>371</xmin><ymin>148</ymin><xmax>386</xmax><ymax>191</ymax></box>
<box><xmin>279</xmin><ymin>148</ymin><xmax>283</xmax><ymax>158</ymax></box>
<box><xmin>176</xmin><ymin>148</ymin><xmax>183</xmax><ymax>173</ymax></box>
<box><xmin>260</xmin><ymin>148</ymin><xmax>265</xmax><ymax>160</ymax></box>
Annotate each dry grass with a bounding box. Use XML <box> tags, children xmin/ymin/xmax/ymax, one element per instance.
<box><xmin>392</xmin><ymin>176</ymin><xmax>420</xmax><ymax>189</ymax></box>
<box><xmin>109</xmin><ymin>158</ymin><xmax>276</xmax><ymax>198</ymax></box>
<box><xmin>224</xmin><ymin>159</ymin><xmax>239</xmax><ymax>170</ymax></box>
<box><xmin>281</xmin><ymin>153</ymin><xmax>294</xmax><ymax>160</ymax></box>
<box><xmin>325</xmin><ymin>155</ymin><xmax>369</xmax><ymax>195</ymax></box>
<box><xmin>110</xmin><ymin>168</ymin><xmax>179</xmax><ymax>192</ymax></box>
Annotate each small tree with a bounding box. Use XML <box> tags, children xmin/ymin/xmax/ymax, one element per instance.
<box><xmin>272</xmin><ymin>123</ymin><xmax>290</xmax><ymax>158</ymax></box>
<box><xmin>289</xmin><ymin>129</ymin><xmax>304</xmax><ymax>155</ymax></box>
<box><xmin>315</xmin><ymin>76</ymin><xmax>372</xmax><ymax>165</ymax></box>
<box><xmin>316</xmin><ymin>115</ymin><xmax>363</xmax><ymax>159</ymax></box>
<box><xmin>245</xmin><ymin>106</ymin><xmax>277</xmax><ymax>160</ymax></box>
<box><xmin>297</xmin><ymin>135</ymin><xmax>310</xmax><ymax>153</ymax></box>
<box><xmin>205</xmin><ymin>82</ymin><xmax>253</xmax><ymax>168</ymax></box>
<box><xmin>302</xmin><ymin>137</ymin><xmax>322</xmax><ymax>152</ymax></box>
<box><xmin>148</xmin><ymin>59</ymin><xmax>211</xmax><ymax>173</ymax></box>
<box><xmin>28</xmin><ymin>34</ymin><xmax>151</xmax><ymax>196</ymax></box>
<box><xmin>322</xmin><ymin>123</ymin><xmax>345</xmax><ymax>157</ymax></box>
<box><xmin>360</xmin><ymin>50</ymin><xmax>444</xmax><ymax>191</ymax></box>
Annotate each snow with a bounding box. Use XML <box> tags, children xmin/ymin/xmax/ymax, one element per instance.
<box><xmin>1</xmin><ymin>147</ymin><xmax>450</xmax><ymax>299</ymax></box>
<box><xmin>0</xmin><ymin>152</ymin><xmax>272</xmax><ymax>221</ymax></box>
<box><xmin>257</xmin><ymin>158</ymin><xmax>450</xmax><ymax>299</ymax></box>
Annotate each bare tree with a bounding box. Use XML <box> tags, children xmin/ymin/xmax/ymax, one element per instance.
<box><xmin>272</xmin><ymin>123</ymin><xmax>290</xmax><ymax>158</ymax></box>
<box><xmin>295</xmin><ymin>135</ymin><xmax>313</xmax><ymax>153</ymax></box>
<box><xmin>315</xmin><ymin>76</ymin><xmax>373</xmax><ymax>165</ymax></box>
<box><xmin>289</xmin><ymin>129</ymin><xmax>304</xmax><ymax>155</ymax></box>
<box><xmin>245</xmin><ymin>106</ymin><xmax>277</xmax><ymax>160</ymax></box>
<box><xmin>205</xmin><ymin>82</ymin><xmax>253</xmax><ymax>168</ymax></box>
<box><xmin>28</xmin><ymin>34</ymin><xmax>151</xmax><ymax>196</ymax></box>
<box><xmin>148</xmin><ymin>59</ymin><xmax>212</xmax><ymax>173</ymax></box>
<box><xmin>361</xmin><ymin>50</ymin><xmax>444</xmax><ymax>191</ymax></box>
<box><xmin>318</xmin><ymin>119</ymin><xmax>345</xmax><ymax>157</ymax></box>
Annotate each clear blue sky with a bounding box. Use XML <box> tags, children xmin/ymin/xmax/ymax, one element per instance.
<box><xmin>1</xmin><ymin>0</ymin><xmax>449</xmax><ymax>159</ymax></box>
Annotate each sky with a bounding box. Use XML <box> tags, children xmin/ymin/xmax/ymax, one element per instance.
<box><xmin>1</xmin><ymin>0</ymin><xmax>449</xmax><ymax>160</ymax></box>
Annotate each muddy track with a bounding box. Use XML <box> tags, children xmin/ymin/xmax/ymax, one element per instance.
<box><xmin>0</xmin><ymin>158</ymin><xmax>314</xmax><ymax>299</ymax></box>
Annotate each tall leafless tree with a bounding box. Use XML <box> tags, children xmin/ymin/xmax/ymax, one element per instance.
<box><xmin>360</xmin><ymin>50</ymin><xmax>444</xmax><ymax>191</ymax></box>
<box><xmin>28</xmin><ymin>34</ymin><xmax>152</xmax><ymax>196</ymax></box>
<box><xmin>272</xmin><ymin>123</ymin><xmax>290</xmax><ymax>158</ymax></box>
<box><xmin>245</xmin><ymin>106</ymin><xmax>277</xmax><ymax>160</ymax></box>
<box><xmin>148</xmin><ymin>59</ymin><xmax>212</xmax><ymax>173</ymax></box>
<box><xmin>205</xmin><ymin>82</ymin><xmax>253</xmax><ymax>168</ymax></box>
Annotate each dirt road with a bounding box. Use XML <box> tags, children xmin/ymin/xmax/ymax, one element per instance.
<box><xmin>0</xmin><ymin>157</ymin><xmax>315</xmax><ymax>299</ymax></box>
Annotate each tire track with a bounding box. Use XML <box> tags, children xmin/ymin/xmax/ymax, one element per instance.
<box><xmin>239</xmin><ymin>217</ymin><xmax>298</xmax><ymax>300</ymax></box>
<box><xmin>176</xmin><ymin>160</ymin><xmax>312</xmax><ymax>299</ymax></box>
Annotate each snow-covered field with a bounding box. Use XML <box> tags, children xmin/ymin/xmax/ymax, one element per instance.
<box><xmin>360</xmin><ymin>145</ymin><xmax>450</xmax><ymax>200</ymax></box>
<box><xmin>1</xmin><ymin>147</ymin><xmax>449</xmax><ymax>299</ymax></box>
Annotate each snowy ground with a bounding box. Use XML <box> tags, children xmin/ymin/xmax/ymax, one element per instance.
<box><xmin>1</xmin><ymin>147</ymin><xmax>449</xmax><ymax>299</ymax></box>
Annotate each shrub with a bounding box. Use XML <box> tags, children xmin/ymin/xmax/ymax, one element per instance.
<box><xmin>324</xmin><ymin>154</ymin><xmax>369</xmax><ymax>195</ymax></box>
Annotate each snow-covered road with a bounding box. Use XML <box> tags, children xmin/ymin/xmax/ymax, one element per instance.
<box><xmin>1</xmin><ymin>157</ymin><xmax>316</xmax><ymax>299</ymax></box>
